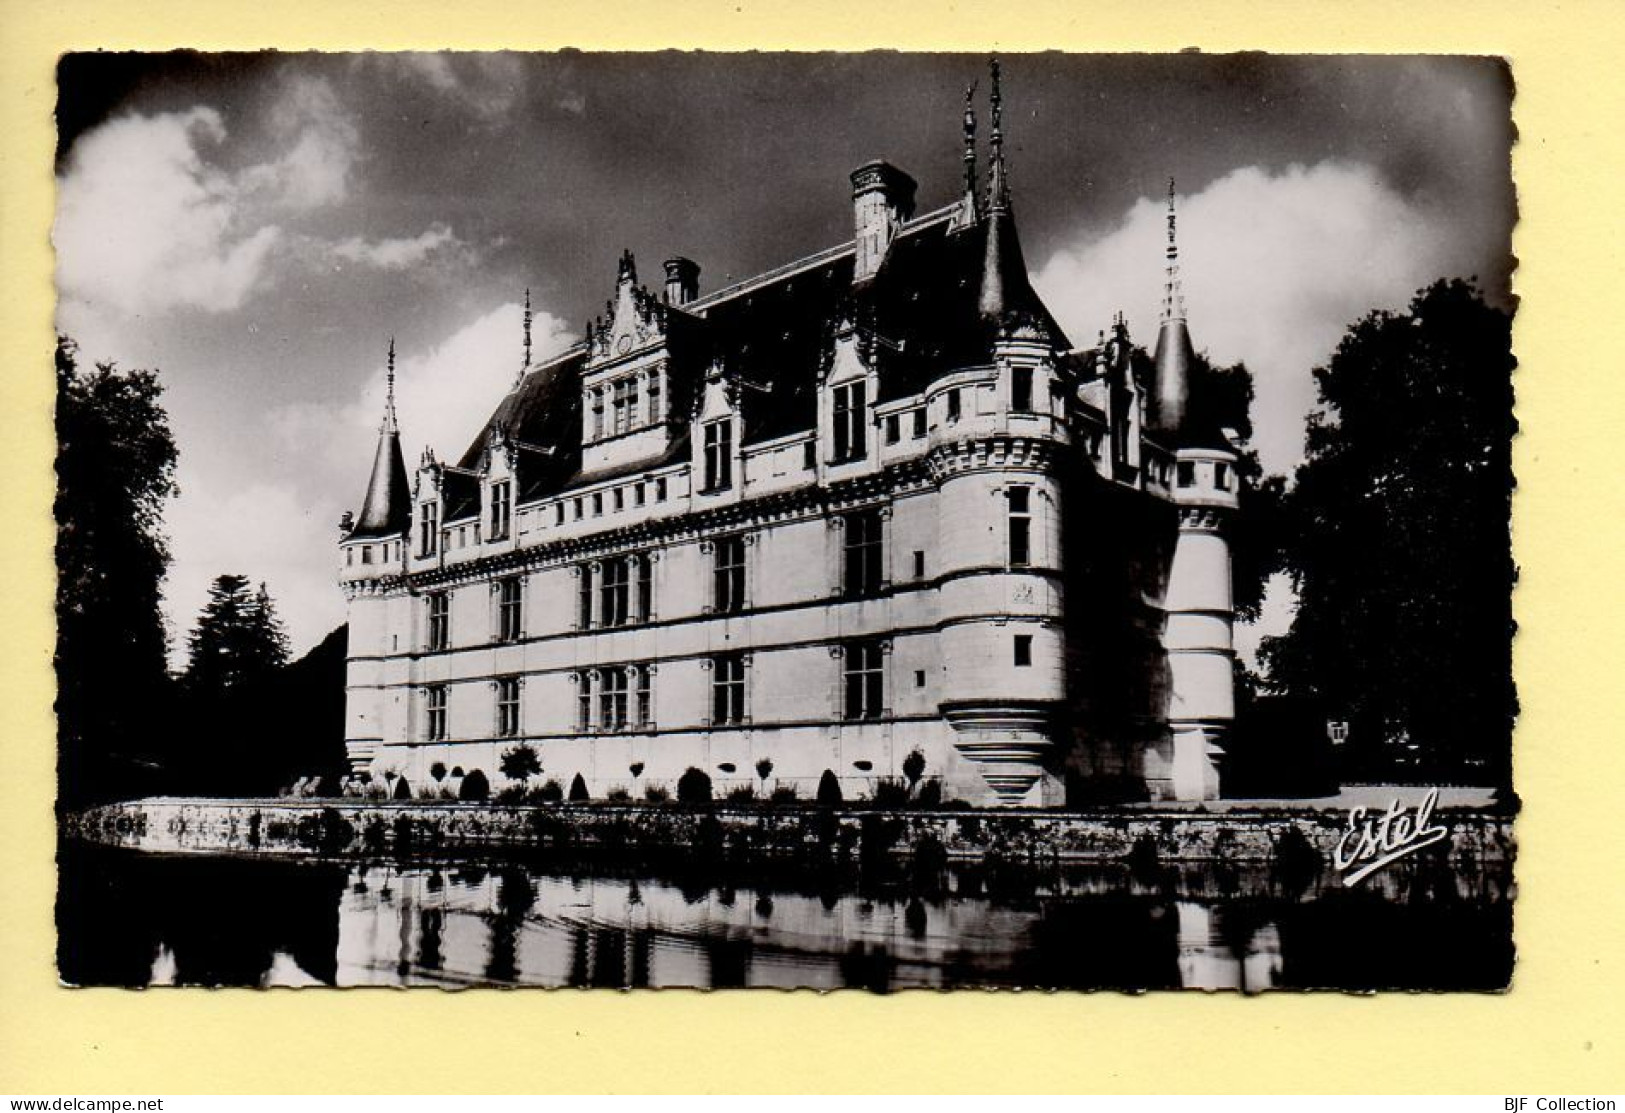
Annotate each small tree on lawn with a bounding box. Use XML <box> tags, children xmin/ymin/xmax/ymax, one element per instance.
<box><xmin>902</xmin><ymin>750</ymin><xmax>926</xmax><ymax>796</ymax></box>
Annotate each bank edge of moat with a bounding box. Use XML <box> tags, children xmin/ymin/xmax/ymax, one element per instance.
<box><xmin>64</xmin><ymin>797</ymin><xmax>1515</xmax><ymax>872</ymax></box>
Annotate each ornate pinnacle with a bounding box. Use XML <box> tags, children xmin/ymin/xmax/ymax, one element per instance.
<box><xmin>522</xmin><ymin>287</ymin><xmax>533</xmax><ymax>369</ymax></box>
<box><xmin>382</xmin><ymin>337</ymin><xmax>399</xmax><ymax>434</ymax></box>
<box><xmin>1162</xmin><ymin>177</ymin><xmax>1185</xmax><ymax>322</ymax></box>
<box><xmin>986</xmin><ymin>57</ymin><xmax>1010</xmax><ymax>213</ymax></box>
<box><xmin>962</xmin><ymin>79</ymin><xmax>979</xmax><ymax>210</ymax></box>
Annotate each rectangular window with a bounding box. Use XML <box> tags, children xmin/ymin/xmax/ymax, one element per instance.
<box><xmin>703</xmin><ymin>419</ymin><xmax>733</xmax><ymax>492</ymax></box>
<box><xmin>633</xmin><ymin>552</ymin><xmax>653</xmax><ymax>622</ymax></box>
<box><xmin>914</xmin><ymin>669</ymin><xmax>926</xmax><ymax>688</ymax></box>
<box><xmin>574</xmin><ymin>497</ymin><xmax>584</xmax><ymax>520</ymax></box>
<box><xmin>600</xmin><ymin>558</ymin><xmax>630</xmax><ymax>628</ymax></box>
<box><xmin>346</xmin><ymin>548</ymin><xmax>354</xmax><ymax>566</ymax></box>
<box><xmin>600</xmin><ymin>667</ymin><xmax>629</xmax><ymax>732</ymax></box>
<box><xmin>1008</xmin><ymin>486</ymin><xmax>1032</xmax><ymax>567</ymax></box>
<box><xmin>1011</xmin><ymin>367</ymin><xmax>1033</xmax><ymax>413</ymax></box>
<box><xmin>419</xmin><ymin>502</ymin><xmax>439</xmax><ymax>556</ymax></box>
<box><xmin>1215</xmin><ymin>462</ymin><xmax>1231</xmax><ymax>491</ymax></box>
<box><xmin>712</xmin><ymin>653</ymin><xmax>746</xmax><ymax>726</ymax></box>
<box><xmin>946</xmin><ymin>389</ymin><xmax>961</xmax><ymax>422</ymax></box>
<box><xmin>1014</xmin><ymin>635</ymin><xmax>1033</xmax><ymax>668</ymax></box>
<box><xmin>614</xmin><ymin>487</ymin><xmax>625</xmax><ymax>511</ymax></box>
<box><xmin>426</xmin><ymin>684</ymin><xmax>448</xmax><ymax>741</ymax></box>
<box><xmin>832</xmin><ymin>382</ymin><xmax>867</xmax><ymax>462</ymax></box>
<box><xmin>843</xmin><ymin>640</ymin><xmax>885</xmax><ymax>721</ymax></box>
<box><xmin>488</xmin><ymin>480</ymin><xmax>512</xmax><ymax>541</ymax></box>
<box><xmin>361</xmin><ymin>546</ymin><xmax>373</xmax><ymax>565</ymax></box>
<box><xmin>497</xmin><ymin>577</ymin><xmax>524</xmax><ymax>642</ymax></box>
<box><xmin>1177</xmin><ymin>461</ymin><xmax>1196</xmax><ymax>488</ymax></box>
<box><xmin>591</xmin><ymin>388</ymin><xmax>605</xmax><ymax>441</ymax></box>
<box><xmin>913</xmin><ymin>550</ymin><xmax>926</xmax><ymax>579</ymax></box>
<box><xmin>714</xmin><ymin>535</ymin><xmax>746</xmax><ymax>614</ymax></box>
<box><xmin>843</xmin><ymin>509</ymin><xmax>885</xmax><ymax>598</ymax></box>
<box><xmin>885</xmin><ymin>413</ymin><xmax>901</xmax><ymax>445</ymax></box>
<box><xmin>592</xmin><ymin>492</ymin><xmax>603</xmax><ymax>516</ymax></box>
<box><xmin>656</xmin><ymin>477</ymin><xmax>668</xmax><ymax>501</ymax></box>
<box><xmin>426</xmin><ymin>592</ymin><xmax>450</xmax><ymax>651</ymax></box>
<box><xmin>496</xmin><ymin>677</ymin><xmax>521</xmax><ymax>737</ymax></box>
<box><xmin>611</xmin><ymin>377</ymin><xmax>639</xmax><ymax>436</ymax></box>
<box><xmin>555</xmin><ymin>503</ymin><xmax>565</xmax><ymax>526</ymax></box>
<box><xmin>648</xmin><ymin>375</ymin><xmax>661</xmax><ymax>424</ymax></box>
<box><xmin>912</xmin><ymin>408</ymin><xmax>927</xmax><ymax>439</ymax></box>
<box><xmin>634</xmin><ymin>664</ymin><xmax>653</xmax><ymax>728</ymax></box>
<box><xmin>577</xmin><ymin>564</ymin><xmax>594</xmax><ymax>629</ymax></box>
<box><xmin>577</xmin><ymin>674</ymin><xmax>593</xmax><ymax>732</ymax></box>
<box><xmin>803</xmin><ymin>441</ymin><xmax>817</xmax><ymax>470</ymax></box>
<box><xmin>635</xmin><ymin>483</ymin><xmax>646</xmax><ymax>507</ymax></box>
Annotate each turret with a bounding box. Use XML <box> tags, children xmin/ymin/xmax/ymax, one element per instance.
<box><xmin>1141</xmin><ymin>191</ymin><xmax>1241</xmax><ymax>801</ymax></box>
<box><xmin>850</xmin><ymin>160</ymin><xmax>917</xmax><ymax>283</ymax></box>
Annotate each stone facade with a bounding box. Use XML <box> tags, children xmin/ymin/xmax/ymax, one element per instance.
<box><xmin>337</xmin><ymin>71</ymin><xmax>1241</xmax><ymax>807</ymax></box>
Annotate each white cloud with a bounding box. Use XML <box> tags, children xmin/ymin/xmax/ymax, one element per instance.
<box><xmin>1033</xmin><ymin>161</ymin><xmax>1445</xmax><ymax>475</ymax></box>
<box><xmin>55</xmin><ymin>108</ymin><xmax>282</xmax><ymax>318</ymax></box>
<box><xmin>163</xmin><ymin>472</ymin><xmax>345</xmax><ymax>669</ymax></box>
<box><xmin>386</xmin><ymin>54</ymin><xmax>527</xmax><ymax>122</ymax></box>
<box><xmin>331</xmin><ymin>223</ymin><xmax>464</xmax><ymax>270</ymax></box>
<box><xmin>55</xmin><ymin>76</ymin><xmax>359</xmax><ymax>321</ymax></box>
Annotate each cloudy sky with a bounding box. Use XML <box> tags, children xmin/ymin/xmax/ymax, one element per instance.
<box><xmin>53</xmin><ymin>52</ymin><xmax>1514</xmax><ymax>666</ymax></box>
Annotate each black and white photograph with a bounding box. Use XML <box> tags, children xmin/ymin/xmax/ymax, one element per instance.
<box><xmin>53</xmin><ymin>51</ymin><xmax>1516</xmax><ymax>992</ymax></box>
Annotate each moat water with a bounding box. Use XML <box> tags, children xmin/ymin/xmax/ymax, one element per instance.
<box><xmin>57</xmin><ymin>843</ymin><xmax>1513</xmax><ymax>991</ymax></box>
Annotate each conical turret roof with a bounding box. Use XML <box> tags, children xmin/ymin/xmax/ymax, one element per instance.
<box><xmin>349</xmin><ymin>341</ymin><xmax>412</xmax><ymax>539</ymax></box>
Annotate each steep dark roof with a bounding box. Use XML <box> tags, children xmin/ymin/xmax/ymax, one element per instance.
<box><xmin>349</xmin><ymin>429</ymin><xmax>410</xmax><ymax>539</ymax></box>
<box><xmin>442</xmin><ymin>197</ymin><xmax>1070</xmax><ymax>504</ymax></box>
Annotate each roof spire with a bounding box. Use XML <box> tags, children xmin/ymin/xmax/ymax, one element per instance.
<box><xmin>986</xmin><ymin>57</ymin><xmax>1009</xmax><ymax>213</ymax></box>
<box><xmin>961</xmin><ymin>79</ymin><xmax>980</xmax><ymax>222</ymax></box>
<box><xmin>1161</xmin><ymin>178</ymin><xmax>1186</xmax><ymax>323</ymax></box>
<box><xmin>521</xmin><ymin>287</ymin><xmax>533</xmax><ymax>380</ymax></box>
<box><xmin>381</xmin><ymin>337</ymin><xmax>399</xmax><ymax>434</ymax></box>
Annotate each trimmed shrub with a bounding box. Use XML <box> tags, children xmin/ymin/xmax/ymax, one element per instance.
<box><xmin>816</xmin><ymin>769</ymin><xmax>843</xmax><ymax>806</ymax></box>
<box><xmin>538</xmin><ymin>779</ymin><xmax>565</xmax><ymax>803</ymax></box>
<box><xmin>606</xmin><ymin>786</ymin><xmax>632</xmax><ymax>803</ymax></box>
<box><xmin>495</xmin><ymin>784</ymin><xmax>528</xmax><ymax>805</ymax></box>
<box><xmin>871</xmin><ymin>778</ymin><xmax>910</xmax><ymax>808</ymax></box>
<box><xmin>644</xmin><ymin>783</ymin><xmax>671</xmax><ymax>804</ymax></box>
<box><xmin>429</xmin><ymin>762</ymin><xmax>447</xmax><ymax>782</ymax></box>
<box><xmin>724</xmin><ymin>783</ymin><xmax>756</xmax><ymax>804</ymax></box>
<box><xmin>458</xmin><ymin>769</ymin><xmax>490</xmax><ymax>801</ymax></box>
<box><xmin>768</xmin><ymin>783</ymin><xmax>800</xmax><ymax>805</ymax></box>
<box><xmin>568</xmin><ymin>773</ymin><xmax>590</xmax><ymax>802</ymax></box>
<box><xmin>917</xmin><ymin>779</ymin><xmax>943</xmax><ymax>807</ymax></box>
<box><xmin>500</xmin><ymin>743</ymin><xmax>543</xmax><ymax>784</ymax></box>
<box><xmin>902</xmin><ymin>749</ymin><xmax>927</xmax><ymax>788</ymax></box>
<box><xmin>755</xmin><ymin>757</ymin><xmax>774</xmax><ymax>781</ymax></box>
<box><xmin>677</xmin><ymin>766</ymin><xmax>713</xmax><ymax>804</ymax></box>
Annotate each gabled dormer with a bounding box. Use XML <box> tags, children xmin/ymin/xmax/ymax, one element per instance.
<box><xmin>481</xmin><ymin>424</ymin><xmax>517</xmax><ymax>547</ymax></box>
<box><xmin>412</xmin><ymin>447</ymin><xmax>444</xmax><ymax>563</ymax></box>
<box><xmin>690</xmin><ymin>357</ymin><xmax>743</xmax><ymax>502</ymax></box>
<box><xmin>579</xmin><ymin>250</ymin><xmax>697</xmax><ymax>478</ymax></box>
<box><xmin>818</xmin><ymin>298</ymin><xmax>877</xmax><ymax>472</ymax></box>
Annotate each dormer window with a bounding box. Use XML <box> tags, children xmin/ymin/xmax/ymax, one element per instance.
<box><xmin>418</xmin><ymin>502</ymin><xmax>439</xmax><ymax>557</ymax></box>
<box><xmin>610</xmin><ymin>376</ymin><xmax>640</xmax><ymax>436</ymax></box>
<box><xmin>703</xmin><ymin>419</ymin><xmax>733</xmax><ymax>492</ymax></box>
<box><xmin>489</xmin><ymin>480</ymin><xmax>511</xmax><ymax>541</ymax></box>
<box><xmin>1011</xmin><ymin>367</ymin><xmax>1033</xmax><ymax>413</ymax></box>
<box><xmin>832</xmin><ymin>382</ymin><xmax>867</xmax><ymax>462</ymax></box>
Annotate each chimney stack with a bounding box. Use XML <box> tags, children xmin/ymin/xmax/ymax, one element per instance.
<box><xmin>663</xmin><ymin>257</ymin><xmax>701</xmax><ymax>306</ymax></box>
<box><xmin>849</xmin><ymin>160</ymin><xmax>917</xmax><ymax>282</ymax></box>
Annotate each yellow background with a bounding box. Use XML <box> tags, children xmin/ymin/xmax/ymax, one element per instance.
<box><xmin>2</xmin><ymin>0</ymin><xmax>1621</xmax><ymax>1094</ymax></box>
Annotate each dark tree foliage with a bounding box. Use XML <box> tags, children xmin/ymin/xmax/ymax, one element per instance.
<box><xmin>185</xmin><ymin>575</ymin><xmax>289</xmax><ymax>693</ymax></box>
<box><xmin>55</xmin><ymin>336</ymin><xmax>179</xmax><ymax>807</ymax></box>
<box><xmin>499</xmin><ymin>743</ymin><xmax>542</xmax><ymax>783</ymax></box>
<box><xmin>1261</xmin><ymin>279</ymin><xmax>1515</xmax><ymax>783</ymax></box>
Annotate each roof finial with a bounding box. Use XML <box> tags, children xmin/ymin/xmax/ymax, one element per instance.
<box><xmin>382</xmin><ymin>337</ymin><xmax>399</xmax><ymax>434</ymax></box>
<box><xmin>961</xmin><ymin>79</ymin><xmax>980</xmax><ymax>219</ymax></box>
<box><xmin>521</xmin><ymin>287</ymin><xmax>533</xmax><ymax>376</ymax></box>
<box><xmin>1161</xmin><ymin>178</ymin><xmax>1185</xmax><ymax>322</ymax></box>
<box><xmin>986</xmin><ymin>57</ymin><xmax>1009</xmax><ymax>212</ymax></box>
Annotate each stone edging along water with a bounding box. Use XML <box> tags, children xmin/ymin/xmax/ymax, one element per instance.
<box><xmin>64</xmin><ymin>796</ymin><xmax>1515</xmax><ymax>870</ymax></box>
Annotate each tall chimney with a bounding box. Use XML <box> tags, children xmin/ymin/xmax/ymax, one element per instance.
<box><xmin>663</xmin><ymin>257</ymin><xmax>700</xmax><ymax>306</ymax></box>
<box><xmin>849</xmin><ymin>160</ymin><xmax>917</xmax><ymax>282</ymax></box>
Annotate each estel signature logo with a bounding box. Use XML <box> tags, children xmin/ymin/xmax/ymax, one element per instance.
<box><xmin>1332</xmin><ymin>788</ymin><xmax>1449</xmax><ymax>886</ymax></box>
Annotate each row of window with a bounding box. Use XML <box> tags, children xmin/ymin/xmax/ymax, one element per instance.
<box><xmin>588</xmin><ymin>371</ymin><xmax>664</xmax><ymax>442</ymax></box>
<box><xmin>419</xmin><ymin>632</ymin><xmax>1039</xmax><ymax>742</ymax></box>
<box><xmin>418</xmin><ymin>491</ymin><xmax>1036</xmax><ymax>651</ymax></box>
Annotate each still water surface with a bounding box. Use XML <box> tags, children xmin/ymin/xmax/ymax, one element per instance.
<box><xmin>58</xmin><ymin>844</ymin><xmax>1512</xmax><ymax>991</ymax></box>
